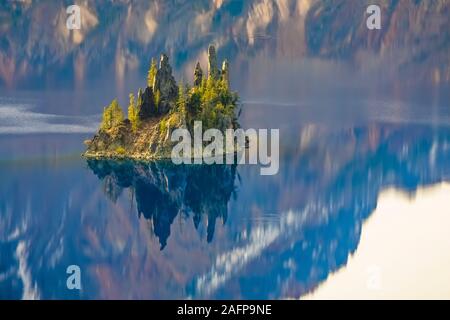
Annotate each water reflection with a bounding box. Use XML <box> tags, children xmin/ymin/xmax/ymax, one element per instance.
<box><xmin>304</xmin><ymin>184</ymin><xmax>450</xmax><ymax>299</ymax></box>
<box><xmin>1</xmin><ymin>123</ymin><xmax>450</xmax><ymax>299</ymax></box>
<box><xmin>87</xmin><ymin>160</ymin><xmax>237</xmax><ymax>248</ymax></box>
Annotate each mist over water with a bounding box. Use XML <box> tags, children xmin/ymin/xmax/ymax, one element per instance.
<box><xmin>0</xmin><ymin>102</ymin><xmax>98</xmax><ymax>134</ymax></box>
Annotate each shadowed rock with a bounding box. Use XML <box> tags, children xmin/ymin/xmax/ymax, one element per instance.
<box><xmin>207</xmin><ymin>45</ymin><xmax>219</xmax><ymax>80</ymax></box>
<box><xmin>138</xmin><ymin>86</ymin><xmax>157</xmax><ymax>119</ymax></box>
<box><xmin>194</xmin><ymin>62</ymin><xmax>203</xmax><ymax>87</ymax></box>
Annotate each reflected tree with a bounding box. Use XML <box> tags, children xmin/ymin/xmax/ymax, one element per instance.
<box><xmin>87</xmin><ymin>160</ymin><xmax>237</xmax><ymax>249</ymax></box>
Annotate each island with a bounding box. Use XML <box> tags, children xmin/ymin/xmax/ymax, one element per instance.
<box><xmin>83</xmin><ymin>45</ymin><xmax>240</xmax><ymax>160</ymax></box>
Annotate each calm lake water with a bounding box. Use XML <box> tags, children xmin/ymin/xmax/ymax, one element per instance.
<box><xmin>1</xmin><ymin>73</ymin><xmax>450</xmax><ymax>299</ymax></box>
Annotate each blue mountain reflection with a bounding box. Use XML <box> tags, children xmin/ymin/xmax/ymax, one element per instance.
<box><xmin>1</xmin><ymin>122</ymin><xmax>450</xmax><ymax>299</ymax></box>
<box><xmin>87</xmin><ymin>160</ymin><xmax>238</xmax><ymax>249</ymax></box>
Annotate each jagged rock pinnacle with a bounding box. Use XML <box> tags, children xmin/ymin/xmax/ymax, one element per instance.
<box><xmin>207</xmin><ymin>45</ymin><xmax>219</xmax><ymax>80</ymax></box>
<box><xmin>154</xmin><ymin>53</ymin><xmax>178</xmax><ymax>114</ymax></box>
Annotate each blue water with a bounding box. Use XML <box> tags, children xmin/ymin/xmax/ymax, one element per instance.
<box><xmin>1</xmin><ymin>85</ymin><xmax>450</xmax><ymax>299</ymax></box>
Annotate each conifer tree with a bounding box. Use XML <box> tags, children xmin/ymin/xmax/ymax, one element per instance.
<box><xmin>110</xmin><ymin>99</ymin><xmax>124</xmax><ymax>127</ymax></box>
<box><xmin>128</xmin><ymin>93</ymin><xmax>139</xmax><ymax>132</ymax></box>
<box><xmin>177</xmin><ymin>82</ymin><xmax>188</xmax><ymax>123</ymax></box>
<box><xmin>154</xmin><ymin>89</ymin><xmax>160</xmax><ymax>110</ymax></box>
<box><xmin>101</xmin><ymin>106</ymin><xmax>112</xmax><ymax>131</ymax></box>
<box><xmin>101</xmin><ymin>99</ymin><xmax>124</xmax><ymax>130</ymax></box>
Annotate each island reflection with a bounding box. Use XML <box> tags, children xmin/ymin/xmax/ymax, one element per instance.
<box><xmin>87</xmin><ymin>160</ymin><xmax>238</xmax><ymax>249</ymax></box>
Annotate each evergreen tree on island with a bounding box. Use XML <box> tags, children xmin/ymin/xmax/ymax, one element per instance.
<box><xmin>86</xmin><ymin>45</ymin><xmax>240</xmax><ymax>159</ymax></box>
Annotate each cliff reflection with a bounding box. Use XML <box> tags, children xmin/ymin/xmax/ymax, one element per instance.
<box><xmin>204</xmin><ymin>123</ymin><xmax>450</xmax><ymax>298</ymax></box>
<box><xmin>2</xmin><ymin>123</ymin><xmax>450</xmax><ymax>299</ymax></box>
<box><xmin>83</xmin><ymin>123</ymin><xmax>450</xmax><ymax>298</ymax></box>
<box><xmin>86</xmin><ymin>160</ymin><xmax>238</xmax><ymax>249</ymax></box>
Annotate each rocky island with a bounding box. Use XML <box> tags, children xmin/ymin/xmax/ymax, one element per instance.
<box><xmin>83</xmin><ymin>45</ymin><xmax>240</xmax><ymax>160</ymax></box>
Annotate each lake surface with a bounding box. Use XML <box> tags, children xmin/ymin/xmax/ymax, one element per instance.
<box><xmin>1</xmin><ymin>77</ymin><xmax>450</xmax><ymax>299</ymax></box>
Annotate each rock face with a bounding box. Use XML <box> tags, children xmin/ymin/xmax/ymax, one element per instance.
<box><xmin>154</xmin><ymin>54</ymin><xmax>178</xmax><ymax>114</ymax></box>
<box><xmin>207</xmin><ymin>45</ymin><xmax>219</xmax><ymax>80</ymax></box>
<box><xmin>304</xmin><ymin>0</ymin><xmax>450</xmax><ymax>82</ymax></box>
<box><xmin>194</xmin><ymin>62</ymin><xmax>203</xmax><ymax>87</ymax></box>
<box><xmin>138</xmin><ymin>86</ymin><xmax>157</xmax><ymax>119</ymax></box>
<box><xmin>221</xmin><ymin>60</ymin><xmax>229</xmax><ymax>86</ymax></box>
<box><xmin>2</xmin><ymin>1</ymin><xmax>450</xmax><ymax>88</ymax></box>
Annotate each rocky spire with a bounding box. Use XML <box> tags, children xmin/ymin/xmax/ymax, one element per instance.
<box><xmin>221</xmin><ymin>60</ymin><xmax>229</xmax><ymax>86</ymax></box>
<box><xmin>207</xmin><ymin>45</ymin><xmax>219</xmax><ymax>80</ymax></box>
<box><xmin>194</xmin><ymin>62</ymin><xmax>203</xmax><ymax>87</ymax></box>
<box><xmin>153</xmin><ymin>54</ymin><xmax>178</xmax><ymax>114</ymax></box>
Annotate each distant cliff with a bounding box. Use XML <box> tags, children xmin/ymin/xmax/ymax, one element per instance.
<box><xmin>1</xmin><ymin>0</ymin><xmax>449</xmax><ymax>88</ymax></box>
<box><xmin>305</xmin><ymin>0</ymin><xmax>450</xmax><ymax>84</ymax></box>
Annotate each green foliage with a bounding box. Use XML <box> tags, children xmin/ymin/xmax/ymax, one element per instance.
<box><xmin>154</xmin><ymin>89</ymin><xmax>161</xmax><ymax>109</ymax></box>
<box><xmin>187</xmin><ymin>75</ymin><xmax>238</xmax><ymax>131</ymax></box>
<box><xmin>115</xmin><ymin>146</ymin><xmax>126</xmax><ymax>155</ymax></box>
<box><xmin>159</xmin><ymin>118</ymin><xmax>167</xmax><ymax>136</ymax></box>
<box><xmin>100</xmin><ymin>107</ymin><xmax>111</xmax><ymax>131</ymax></box>
<box><xmin>177</xmin><ymin>82</ymin><xmax>187</xmax><ymax>122</ymax></box>
<box><xmin>101</xmin><ymin>99</ymin><xmax>124</xmax><ymax>130</ymax></box>
<box><xmin>147</xmin><ymin>58</ymin><xmax>157</xmax><ymax>88</ymax></box>
<box><xmin>90</xmin><ymin>48</ymin><xmax>241</xmax><ymax>161</ymax></box>
<box><xmin>187</xmin><ymin>90</ymin><xmax>201</xmax><ymax>115</ymax></box>
<box><xmin>127</xmin><ymin>93</ymin><xmax>140</xmax><ymax>132</ymax></box>
<box><xmin>99</xmin><ymin>53</ymin><xmax>238</xmax><ymax>137</ymax></box>
<box><xmin>200</xmin><ymin>77</ymin><xmax>207</xmax><ymax>93</ymax></box>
